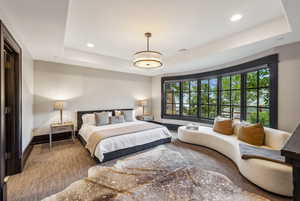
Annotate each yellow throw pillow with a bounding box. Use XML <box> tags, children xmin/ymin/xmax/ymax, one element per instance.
<box><xmin>213</xmin><ymin>117</ymin><xmax>234</xmax><ymax>135</ymax></box>
<box><xmin>238</xmin><ymin>123</ymin><xmax>265</xmax><ymax>146</ymax></box>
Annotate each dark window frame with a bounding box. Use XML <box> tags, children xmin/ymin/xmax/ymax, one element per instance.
<box><xmin>164</xmin><ymin>82</ymin><xmax>180</xmax><ymax>116</ymax></box>
<box><xmin>199</xmin><ymin>78</ymin><xmax>218</xmax><ymax>120</ymax></box>
<box><xmin>220</xmin><ymin>74</ymin><xmax>242</xmax><ymax>119</ymax></box>
<box><xmin>161</xmin><ymin>54</ymin><xmax>278</xmax><ymax>128</ymax></box>
<box><xmin>182</xmin><ymin>80</ymin><xmax>198</xmax><ymax>117</ymax></box>
<box><xmin>245</xmin><ymin>68</ymin><xmax>271</xmax><ymax>127</ymax></box>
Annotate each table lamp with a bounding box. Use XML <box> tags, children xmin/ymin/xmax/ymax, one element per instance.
<box><xmin>53</xmin><ymin>101</ymin><xmax>65</xmax><ymax>124</ymax></box>
<box><xmin>138</xmin><ymin>99</ymin><xmax>148</xmax><ymax>116</ymax></box>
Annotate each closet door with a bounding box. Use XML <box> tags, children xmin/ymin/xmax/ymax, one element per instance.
<box><xmin>0</xmin><ymin>21</ymin><xmax>7</xmax><ymax>201</ymax></box>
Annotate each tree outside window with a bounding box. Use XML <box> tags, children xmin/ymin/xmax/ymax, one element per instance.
<box><xmin>182</xmin><ymin>80</ymin><xmax>198</xmax><ymax>116</ymax></box>
<box><xmin>165</xmin><ymin>81</ymin><xmax>180</xmax><ymax>115</ymax></box>
<box><xmin>162</xmin><ymin>56</ymin><xmax>277</xmax><ymax>128</ymax></box>
<box><xmin>246</xmin><ymin>68</ymin><xmax>270</xmax><ymax>126</ymax></box>
<box><xmin>200</xmin><ymin>79</ymin><xmax>217</xmax><ymax>120</ymax></box>
<box><xmin>220</xmin><ymin>74</ymin><xmax>241</xmax><ymax>119</ymax></box>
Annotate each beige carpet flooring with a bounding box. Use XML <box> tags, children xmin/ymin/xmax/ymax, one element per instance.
<box><xmin>8</xmin><ymin>136</ymin><xmax>291</xmax><ymax>201</ymax></box>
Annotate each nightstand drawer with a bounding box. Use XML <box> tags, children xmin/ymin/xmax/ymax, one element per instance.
<box><xmin>52</xmin><ymin>126</ymin><xmax>72</xmax><ymax>133</ymax></box>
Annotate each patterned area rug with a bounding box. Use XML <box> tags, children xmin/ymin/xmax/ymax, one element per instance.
<box><xmin>43</xmin><ymin>146</ymin><xmax>269</xmax><ymax>201</ymax></box>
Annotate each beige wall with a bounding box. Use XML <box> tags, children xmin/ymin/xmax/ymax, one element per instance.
<box><xmin>33</xmin><ymin>61</ymin><xmax>152</xmax><ymax>135</ymax></box>
<box><xmin>22</xmin><ymin>48</ymin><xmax>34</xmax><ymax>151</ymax></box>
<box><xmin>152</xmin><ymin>42</ymin><xmax>300</xmax><ymax>133</ymax></box>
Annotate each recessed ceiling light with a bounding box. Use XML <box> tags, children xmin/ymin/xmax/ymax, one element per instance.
<box><xmin>86</xmin><ymin>43</ymin><xmax>95</xmax><ymax>48</ymax></box>
<box><xmin>230</xmin><ymin>14</ymin><xmax>243</xmax><ymax>22</ymax></box>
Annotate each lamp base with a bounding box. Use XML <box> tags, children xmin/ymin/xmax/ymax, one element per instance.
<box><xmin>60</xmin><ymin>109</ymin><xmax>63</xmax><ymax>124</ymax></box>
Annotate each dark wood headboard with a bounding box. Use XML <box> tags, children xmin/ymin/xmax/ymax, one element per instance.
<box><xmin>77</xmin><ymin>108</ymin><xmax>134</xmax><ymax>130</ymax></box>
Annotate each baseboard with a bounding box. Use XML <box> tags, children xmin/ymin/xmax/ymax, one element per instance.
<box><xmin>22</xmin><ymin>140</ymin><xmax>33</xmax><ymax>169</ymax></box>
<box><xmin>31</xmin><ymin>131</ymin><xmax>74</xmax><ymax>145</ymax></box>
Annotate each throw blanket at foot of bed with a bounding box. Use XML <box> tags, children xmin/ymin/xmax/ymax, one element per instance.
<box><xmin>43</xmin><ymin>147</ymin><xmax>270</xmax><ymax>201</ymax></box>
<box><xmin>86</xmin><ymin>122</ymin><xmax>164</xmax><ymax>156</ymax></box>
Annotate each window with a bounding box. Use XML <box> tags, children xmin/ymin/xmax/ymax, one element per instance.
<box><xmin>245</xmin><ymin>68</ymin><xmax>271</xmax><ymax>127</ymax></box>
<box><xmin>161</xmin><ymin>55</ymin><xmax>278</xmax><ymax>128</ymax></box>
<box><xmin>200</xmin><ymin>79</ymin><xmax>218</xmax><ymax>119</ymax></box>
<box><xmin>220</xmin><ymin>74</ymin><xmax>241</xmax><ymax>119</ymax></box>
<box><xmin>182</xmin><ymin>80</ymin><xmax>198</xmax><ymax>116</ymax></box>
<box><xmin>164</xmin><ymin>81</ymin><xmax>180</xmax><ymax>115</ymax></box>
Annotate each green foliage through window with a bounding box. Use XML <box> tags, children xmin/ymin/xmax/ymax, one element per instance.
<box><xmin>245</xmin><ymin>68</ymin><xmax>271</xmax><ymax>126</ymax></box>
<box><xmin>165</xmin><ymin>82</ymin><xmax>180</xmax><ymax>115</ymax></box>
<box><xmin>182</xmin><ymin>80</ymin><xmax>198</xmax><ymax>116</ymax></box>
<box><xmin>163</xmin><ymin>65</ymin><xmax>273</xmax><ymax>127</ymax></box>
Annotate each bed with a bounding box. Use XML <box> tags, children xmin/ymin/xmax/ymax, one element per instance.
<box><xmin>77</xmin><ymin>109</ymin><xmax>172</xmax><ymax>162</ymax></box>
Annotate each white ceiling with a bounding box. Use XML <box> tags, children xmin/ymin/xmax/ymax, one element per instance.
<box><xmin>65</xmin><ymin>0</ymin><xmax>284</xmax><ymax>59</ymax></box>
<box><xmin>0</xmin><ymin>0</ymin><xmax>299</xmax><ymax>76</ymax></box>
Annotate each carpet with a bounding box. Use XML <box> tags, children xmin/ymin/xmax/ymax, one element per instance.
<box><xmin>43</xmin><ymin>146</ymin><xmax>269</xmax><ymax>201</ymax></box>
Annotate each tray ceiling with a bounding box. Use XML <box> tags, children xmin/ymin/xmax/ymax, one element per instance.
<box><xmin>0</xmin><ymin>0</ymin><xmax>299</xmax><ymax>76</ymax></box>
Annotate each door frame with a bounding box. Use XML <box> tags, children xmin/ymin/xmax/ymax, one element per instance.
<box><xmin>0</xmin><ymin>20</ymin><xmax>22</xmax><ymax>201</ymax></box>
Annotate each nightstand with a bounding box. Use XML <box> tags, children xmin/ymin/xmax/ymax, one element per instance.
<box><xmin>49</xmin><ymin>122</ymin><xmax>75</xmax><ymax>149</ymax></box>
<box><xmin>137</xmin><ymin>115</ymin><xmax>154</xmax><ymax>121</ymax></box>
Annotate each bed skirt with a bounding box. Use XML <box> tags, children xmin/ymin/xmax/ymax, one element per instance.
<box><xmin>77</xmin><ymin>134</ymin><xmax>172</xmax><ymax>163</ymax></box>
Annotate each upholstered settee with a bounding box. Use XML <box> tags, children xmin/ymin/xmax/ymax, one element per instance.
<box><xmin>178</xmin><ymin>124</ymin><xmax>293</xmax><ymax>196</ymax></box>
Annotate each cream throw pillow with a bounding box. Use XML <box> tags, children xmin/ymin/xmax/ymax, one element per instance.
<box><xmin>213</xmin><ymin>117</ymin><xmax>234</xmax><ymax>135</ymax></box>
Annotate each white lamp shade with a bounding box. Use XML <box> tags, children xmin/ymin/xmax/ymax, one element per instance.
<box><xmin>138</xmin><ymin>99</ymin><xmax>148</xmax><ymax>106</ymax></box>
<box><xmin>133</xmin><ymin>51</ymin><xmax>162</xmax><ymax>69</ymax></box>
<box><xmin>53</xmin><ymin>101</ymin><xmax>65</xmax><ymax>110</ymax></box>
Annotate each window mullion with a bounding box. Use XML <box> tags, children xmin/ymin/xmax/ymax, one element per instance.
<box><xmin>217</xmin><ymin>77</ymin><xmax>221</xmax><ymax>116</ymax></box>
<box><xmin>241</xmin><ymin>73</ymin><xmax>246</xmax><ymax>121</ymax></box>
<box><xmin>229</xmin><ymin>76</ymin><xmax>232</xmax><ymax>119</ymax></box>
<box><xmin>197</xmin><ymin>80</ymin><xmax>201</xmax><ymax>119</ymax></box>
<box><xmin>172</xmin><ymin>90</ymin><xmax>174</xmax><ymax>115</ymax></box>
<box><xmin>208</xmin><ymin>79</ymin><xmax>210</xmax><ymax>119</ymax></box>
<box><xmin>189</xmin><ymin>81</ymin><xmax>191</xmax><ymax>116</ymax></box>
<box><xmin>256</xmin><ymin>71</ymin><xmax>259</xmax><ymax>123</ymax></box>
<box><xmin>179</xmin><ymin>82</ymin><xmax>183</xmax><ymax>116</ymax></box>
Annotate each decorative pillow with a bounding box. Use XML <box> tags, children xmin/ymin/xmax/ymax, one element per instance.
<box><xmin>111</xmin><ymin>115</ymin><xmax>125</xmax><ymax>124</ymax></box>
<box><xmin>123</xmin><ymin>110</ymin><xmax>133</xmax><ymax>122</ymax></box>
<box><xmin>238</xmin><ymin>123</ymin><xmax>265</xmax><ymax>146</ymax></box>
<box><xmin>95</xmin><ymin>112</ymin><xmax>110</xmax><ymax>126</ymax></box>
<box><xmin>115</xmin><ymin>110</ymin><xmax>122</xmax><ymax>116</ymax></box>
<box><xmin>213</xmin><ymin>117</ymin><xmax>234</xmax><ymax>135</ymax></box>
<box><xmin>106</xmin><ymin>111</ymin><xmax>113</xmax><ymax>117</ymax></box>
<box><xmin>82</xmin><ymin>113</ymin><xmax>96</xmax><ymax>126</ymax></box>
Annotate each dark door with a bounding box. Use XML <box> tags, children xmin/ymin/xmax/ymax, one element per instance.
<box><xmin>4</xmin><ymin>47</ymin><xmax>16</xmax><ymax>176</ymax></box>
<box><xmin>0</xmin><ymin>21</ymin><xmax>23</xmax><ymax>201</ymax></box>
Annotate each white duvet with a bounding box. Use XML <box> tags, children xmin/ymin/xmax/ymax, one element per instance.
<box><xmin>79</xmin><ymin>120</ymin><xmax>171</xmax><ymax>161</ymax></box>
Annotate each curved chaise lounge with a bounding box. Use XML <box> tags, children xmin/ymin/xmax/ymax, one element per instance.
<box><xmin>178</xmin><ymin>125</ymin><xmax>293</xmax><ymax>196</ymax></box>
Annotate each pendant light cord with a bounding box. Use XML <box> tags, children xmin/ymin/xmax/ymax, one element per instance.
<box><xmin>147</xmin><ymin>36</ymin><xmax>149</xmax><ymax>51</ymax></box>
<box><xmin>145</xmin><ymin>32</ymin><xmax>151</xmax><ymax>51</ymax></box>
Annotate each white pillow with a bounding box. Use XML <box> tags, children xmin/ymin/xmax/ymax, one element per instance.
<box><xmin>116</xmin><ymin>110</ymin><xmax>137</xmax><ymax>120</ymax></box>
<box><xmin>82</xmin><ymin>113</ymin><xmax>96</xmax><ymax>126</ymax></box>
<box><xmin>132</xmin><ymin>110</ymin><xmax>137</xmax><ymax>121</ymax></box>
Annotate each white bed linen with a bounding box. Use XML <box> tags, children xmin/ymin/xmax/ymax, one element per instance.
<box><xmin>79</xmin><ymin>121</ymin><xmax>171</xmax><ymax>161</ymax></box>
